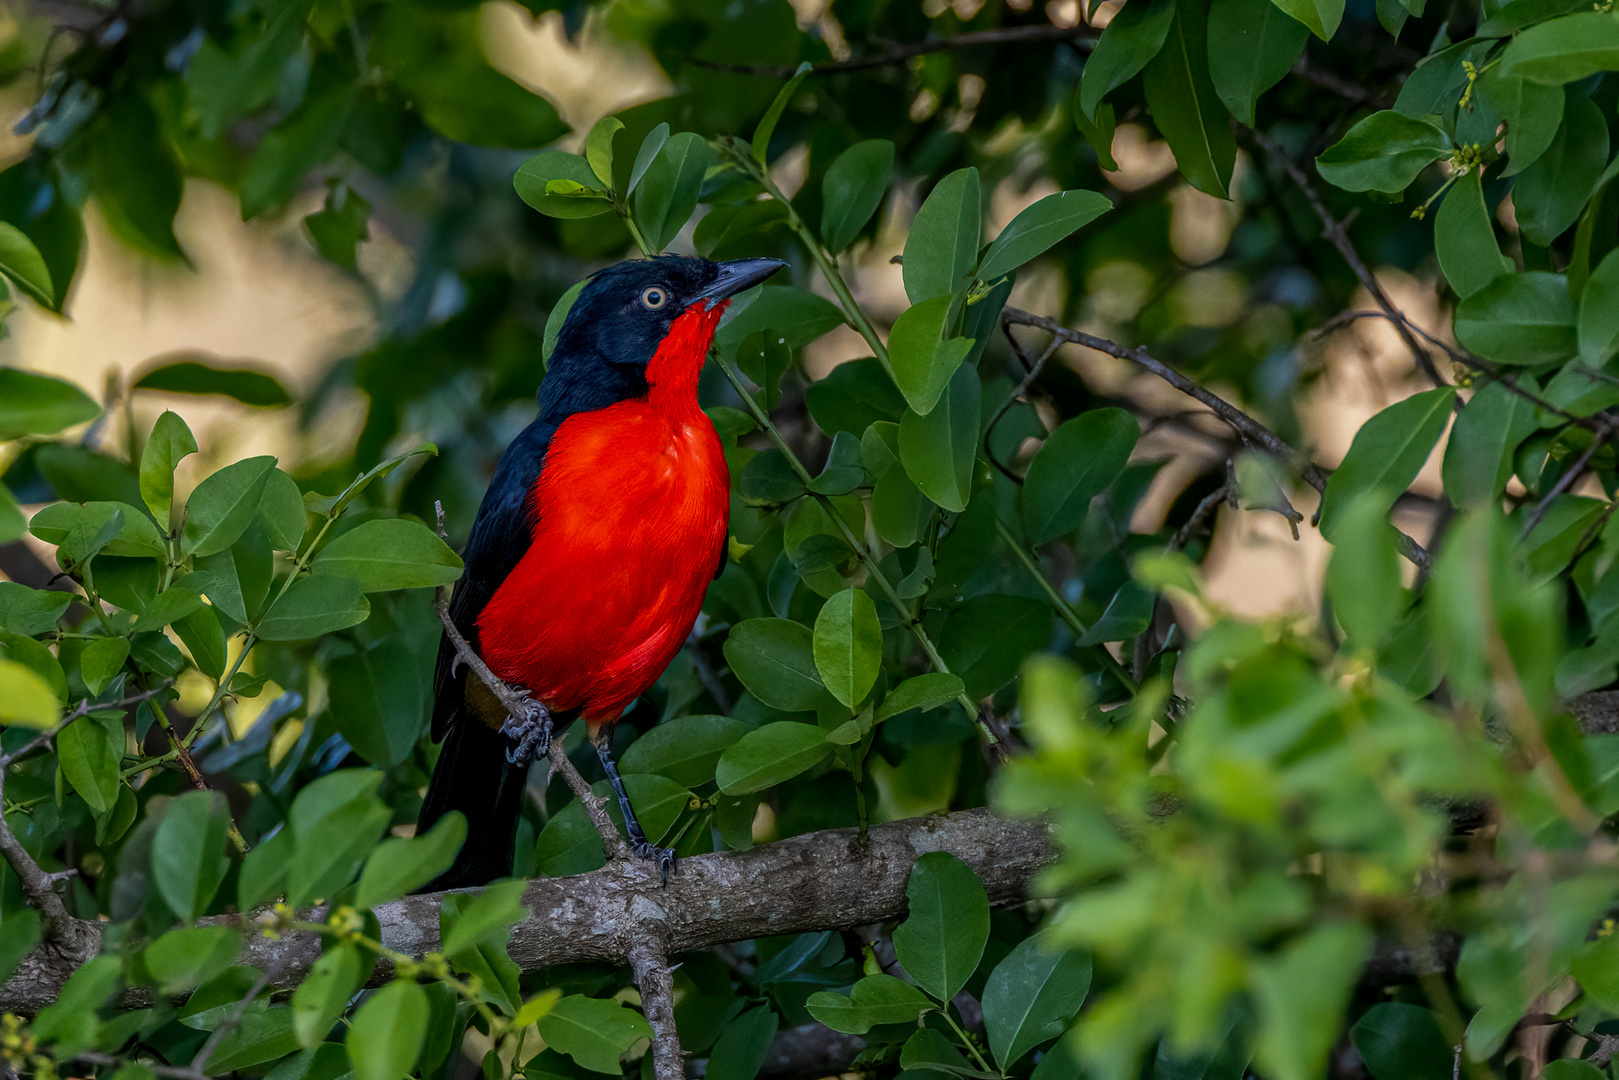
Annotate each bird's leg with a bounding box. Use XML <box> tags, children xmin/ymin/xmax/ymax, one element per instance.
<box><xmin>595</xmin><ymin>729</ymin><xmax>677</xmax><ymax>882</ymax></box>
<box><xmin>501</xmin><ymin>697</ymin><xmax>553</xmax><ymax>768</ymax></box>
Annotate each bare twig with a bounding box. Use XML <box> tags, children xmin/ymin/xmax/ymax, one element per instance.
<box><xmin>1248</xmin><ymin>127</ymin><xmax>1445</xmax><ymax>388</ymax></box>
<box><xmin>184</xmin><ymin>955</ymin><xmax>289</xmax><ymax>1079</ymax></box>
<box><xmin>1170</xmin><ymin>484</ymin><xmax>1232</xmax><ymax>553</ymax></box>
<box><xmin>686</xmin><ymin>24</ymin><xmax>1096</xmax><ymax>78</ymax></box>
<box><xmin>986</xmin><ymin>321</ymin><xmax>1064</xmax><ymax>484</ymax></box>
<box><xmin>1001</xmin><ymin>307</ymin><xmax>1434</xmax><ymax>572</ymax></box>
<box><xmin>1519</xmin><ymin>420</ymin><xmax>1617</xmax><ymax>540</ymax></box>
<box><xmin>1290</xmin><ymin>55</ymin><xmax>1396</xmax><ymax>109</ymax></box>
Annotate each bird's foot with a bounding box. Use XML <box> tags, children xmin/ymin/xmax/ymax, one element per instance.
<box><xmin>629</xmin><ymin>836</ymin><xmax>678</xmax><ymax>884</ymax></box>
<box><xmin>500</xmin><ymin>699</ymin><xmax>552</xmax><ymax>768</ymax></box>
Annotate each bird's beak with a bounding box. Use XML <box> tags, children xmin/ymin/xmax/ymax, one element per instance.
<box><xmin>694</xmin><ymin>257</ymin><xmax>788</xmax><ymax>306</ymax></box>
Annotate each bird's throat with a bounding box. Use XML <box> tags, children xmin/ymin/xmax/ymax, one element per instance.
<box><xmin>644</xmin><ymin>300</ymin><xmax>729</xmax><ymax>413</ymax></box>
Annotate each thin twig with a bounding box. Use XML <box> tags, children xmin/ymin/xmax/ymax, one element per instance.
<box><xmin>1291</xmin><ymin>55</ymin><xmax>1396</xmax><ymax>109</ymax></box>
<box><xmin>986</xmin><ymin>321</ymin><xmax>1063</xmax><ymax>484</ymax></box>
<box><xmin>1001</xmin><ymin>307</ymin><xmax>1434</xmax><ymax>572</ymax></box>
<box><xmin>1169</xmin><ymin>484</ymin><xmax>1231</xmax><ymax>553</ymax></box>
<box><xmin>1519</xmin><ymin>420</ymin><xmax>1616</xmax><ymax>540</ymax></box>
<box><xmin>184</xmin><ymin>954</ymin><xmax>289</xmax><ymax>1079</ymax></box>
<box><xmin>429</xmin><ymin>504</ymin><xmax>626</xmax><ymax>862</ymax></box>
<box><xmin>1248</xmin><ymin>127</ymin><xmax>1445</xmax><ymax>388</ymax></box>
<box><xmin>686</xmin><ymin>23</ymin><xmax>1096</xmax><ymax>78</ymax></box>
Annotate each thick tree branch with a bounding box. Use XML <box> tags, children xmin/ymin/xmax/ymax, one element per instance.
<box><xmin>1001</xmin><ymin>307</ymin><xmax>1434</xmax><ymax>572</ymax></box>
<box><xmin>0</xmin><ymin>808</ymin><xmax>1053</xmax><ymax>1015</ymax></box>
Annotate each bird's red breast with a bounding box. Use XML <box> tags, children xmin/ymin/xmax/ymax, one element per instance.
<box><xmin>474</xmin><ymin>300</ymin><xmax>732</xmax><ymax>724</ymax></box>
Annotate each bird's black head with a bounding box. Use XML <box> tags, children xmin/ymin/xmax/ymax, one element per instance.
<box><xmin>541</xmin><ymin>255</ymin><xmax>785</xmax><ymax>420</ymax></box>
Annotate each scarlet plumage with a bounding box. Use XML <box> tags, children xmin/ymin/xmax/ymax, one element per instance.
<box><xmin>417</xmin><ymin>255</ymin><xmax>785</xmax><ymax>889</ymax></box>
<box><xmin>476</xmin><ymin>301</ymin><xmax>731</xmax><ymax>726</ymax></box>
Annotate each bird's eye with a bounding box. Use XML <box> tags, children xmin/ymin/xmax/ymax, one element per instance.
<box><xmin>641</xmin><ymin>286</ymin><xmax>667</xmax><ymax>310</ymax></box>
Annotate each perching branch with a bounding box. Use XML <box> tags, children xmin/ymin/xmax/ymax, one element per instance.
<box><xmin>1000</xmin><ymin>307</ymin><xmax>1434</xmax><ymax>572</ymax></box>
<box><xmin>0</xmin><ymin>808</ymin><xmax>1054</xmax><ymax>1016</ymax></box>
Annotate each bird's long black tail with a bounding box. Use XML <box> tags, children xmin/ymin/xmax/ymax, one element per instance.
<box><xmin>418</xmin><ymin>719</ymin><xmax>527</xmax><ymax>891</ymax></box>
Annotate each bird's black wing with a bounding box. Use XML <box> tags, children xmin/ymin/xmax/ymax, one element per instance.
<box><xmin>430</xmin><ymin>418</ymin><xmax>557</xmax><ymax>741</ymax></box>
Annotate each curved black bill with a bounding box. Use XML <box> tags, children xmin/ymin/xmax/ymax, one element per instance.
<box><xmin>696</xmin><ymin>257</ymin><xmax>788</xmax><ymax>305</ymax></box>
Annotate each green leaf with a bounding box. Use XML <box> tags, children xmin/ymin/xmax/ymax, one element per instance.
<box><xmin>514</xmin><ymin>989</ymin><xmax>562</xmax><ymax>1029</ymax></box>
<box><xmin>152</xmin><ymin>791</ymin><xmax>231</xmax><ymax>922</ymax></box>
<box><xmin>1072</xmin><ymin>97</ymin><xmax>1119</xmax><ymax>170</ymax></box>
<box><xmin>58</xmin><ymin>714</ymin><xmax>120</xmax><ymax>816</ymax></box>
<box><xmin>0</xmin><ymin>659</ymin><xmax>59</xmax><ymax>729</ymax></box>
<box><xmin>903</xmin><ymin>168</ymin><xmax>982</xmax><ymax>303</ymax></box>
<box><xmin>139</xmin><ymin>410</ymin><xmax>198</xmax><ymax>524</ymax></box>
<box><xmin>1325</xmin><ymin>493</ymin><xmax>1405</xmax><ymax>652</ymax></box>
<box><xmin>1077</xmin><ymin>0</ymin><xmax>1175</xmax><ymax>121</ymax></box>
<box><xmin>240</xmin><ymin>88</ymin><xmax>355</xmax><ymax>220</ymax></box>
<box><xmin>182</xmin><ymin>456</ymin><xmax>276</xmax><ymax>557</ymax></box>
<box><xmin>821</xmin><ymin>140</ymin><xmax>895</xmax><ymax>253</ymax></box>
<box><xmin>1023</xmin><ymin>408</ymin><xmax>1140</xmax><ymax>544</ymax></box>
<box><xmin>634</xmin><ymin>133</ymin><xmax>713</xmax><ymax>254</ymax></box>
<box><xmin>877</xmin><ymin>673</ymin><xmax>967</xmax><ymax>722</ymax></box>
<box><xmin>346</xmin><ymin>979</ymin><xmax>428</xmax><ymax>1080</ymax></box>
<box><xmin>0</xmin><ymin>220</ymin><xmax>55</xmax><ymax>306</ymax></box>
<box><xmin>1315</xmin><ymin>111</ymin><xmax>1449</xmax><ymax>194</ymax></box>
<box><xmin>355</xmin><ymin>813</ymin><xmax>467</xmax><ymax>909</ymax></box>
<box><xmin>1348</xmin><ymin>1003</ymin><xmax>1452</xmax><ymax>1080</ymax></box>
<box><xmin>1454</xmin><ymin>271</ymin><xmax>1578</xmax><ymax>364</ymax></box>
<box><xmin>1478</xmin><ymin>67</ymin><xmax>1564</xmax><ymax>176</ymax></box>
<box><xmin>0</xmin><ymin>582</ymin><xmax>70</xmax><ymax>637</ymax></box>
<box><xmin>901</xmin><ymin>1028</ymin><xmax>993</xmax><ymax>1078</ymax></box>
<box><xmin>715</xmin><ymin>721</ymin><xmax>833</xmax><ymax>795</ymax></box>
<box><xmin>0</xmin><ymin>368</ymin><xmax>99</xmax><ymax>439</ymax></box>
<box><xmin>535</xmin><ymin>775</ymin><xmax>693</xmax><ymax>876</ymax></box>
<box><xmin>890</xmin><ymin>295</ymin><xmax>976</xmax><ymax>416</ymax></box>
<box><xmin>30</xmin><ymin>501</ymin><xmax>165</xmax><ymax>560</ymax></box>
<box><xmin>293</xmin><ymin>944</ymin><xmax>362</xmax><ymax>1049</ymax></box>
<box><xmin>255</xmin><ymin>576</ymin><xmax>370</xmax><ymax>641</ymax></box>
<box><xmin>132</xmin><ymin>574</ymin><xmax>210</xmax><ymax>633</ymax></box>
<box><xmin>1443</xmin><ymin>379</ymin><xmax>1539</xmax><ymax>507</ymax></box>
<box><xmin>1207</xmin><ymin>0</ymin><xmax>1308</xmax><ymax>125</ymax></box>
<box><xmin>32</xmin><ymin>955</ymin><xmax>120</xmax><ymax>1057</ymax></box>
<box><xmin>1141</xmin><ymin>0</ymin><xmax>1236</xmax><ymax>199</ymax></box>
<box><xmin>258</xmin><ymin>468</ymin><xmax>307</xmax><ymax>552</ymax></box>
<box><xmin>899</xmin><ymin>365</ymin><xmax>980</xmax><ymax>513</ymax></box>
<box><xmin>584</xmin><ymin>116</ymin><xmax>625</xmax><ymax>186</ymax></box>
<box><xmin>1076</xmin><ymin>579</ymin><xmax>1155</xmax><ymax>645</ymax></box>
<box><xmin>1435</xmin><ymin>170</ymin><xmax>1511</xmax><ymax>299</ymax></box>
<box><xmin>441</xmin><ymin>879</ymin><xmax>529</xmax><ymax>956</ymax></box>
<box><xmin>1317</xmin><ymin>386</ymin><xmax>1455</xmax><ymax>540</ymax></box>
<box><xmin>80</xmin><ymin>635</ymin><xmax>130</xmax><ymax>696</ymax></box>
<box><xmin>1498</xmin><ymin>11</ymin><xmax>1619</xmax><ymax>84</ymax></box>
<box><xmin>813</xmin><ymin>587</ymin><xmax>883</xmax><ymax>708</ymax></box>
<box><xmin>205</xmin><ymin>1009</ymin><xmax>301</xmax><ymax>1073</ymax></box>
<box><xmin>805</xmin><ymin>974</ymin><xmax>933</xmax><ymax>1035</ymax></box>
<box><xmin>706</xmin><ymin>1007</ymin><xmax>779</xmax><ymax>1080</ymax></box>
<box><xmin>627</xmin><ymin>123</ymin><xmax>670</xmax><ymax>197</ymax></box>
<box><xmin>892</xmin><ymin>851</ymin><xmax>990</xmax><ymax>1003</ymax></box>
<box><xmin>143</xmin><ymin>926</ymin><xmax>242</xmax><ymax>995</ymax></box>
<box><xmin>0</xmin><ymin>485</ymin><xmax>21</xmax><ymax>544</ymax></box>
<box><xmin>723</xmin><ymin>618</ymin><xmax>825</xmax><ymax>711</ymax></box>
<box><xmin>1580</xmin><ymin>248</ymin><xmax>1619</xmax><ymax>365</ymax></box>
<box><xmin>515</xmin><ymin>151</ymin><xmax>612</xmax><ymax>219</ymax></box>
<box><xmin>752</xmin><ymin>62</ymin><xmax>813</xmax><ymax>165</ymax></box>
<box><xmin>941</xmin><ymin>595</ymin><xmax>1052</xmax><ymax>700</ymax></box>
<box><xmin>135</xmin><ymin>359</ymin><xmax>293</xmax><ymax>408</ymax></box>
<box><xmin>1513</xmin><ymin>93</ymin><xmax>1609</xmax><ymax>246</ymax></box>
<box><xmin>305</xmin><ymin>183</ymin><xmax>371</xmax><ymax>273</ymax></box>
<box><xmin>91</xmin><ymin>98</ymin><xmax>184</xmax><ymax>260</ymax></box>
<box><xmin>312</xmin><ymin>518</ymin><xmax>462</xmax><ymax>592</ymax></box>
<box><xmin>543</xmin><ymin>279</ymin><xmax>588</xmax><ymax>367</ymax></box>
<box><xmin>1251</xmin><ymin>923</ymin><xmax>1370</xmax><ymax>1080</ymax></box>
<box><xmin>328</xmin><ymin>638</ymin><xmax>428</xmax><ymax>768</ymax></box>
<box><xmin>1269</xmin><ymin>0</ymin><xmax>1343</xmax><ymax>39</ymax></box>
<box><xmin>809</xmin><ymin>431</ymin><xmax>868</xmax><ymax>496</ymax></box>
<box><xmin>982</xmin><ymin>933</ymin><xmax>1092</xmax><ymax>1069</ymax></box>
<box><xmin>0</xmin><ymin>910</ymin><xmax>42</xmax><ymax>986</ymax></box>
<box><xmin>977</xmin><ymin>190</ymin><xmax>1112</xmax><ymax>283</ymax></box>
<box><xmin>536</xmin><ymin>995</ymin><xmax>654</xmax><ymax>1075</ymax></box>
<box><xmin>619</xmin><ymin>715</ymin><xmax>753</xmax><ymax>786</ymax></box>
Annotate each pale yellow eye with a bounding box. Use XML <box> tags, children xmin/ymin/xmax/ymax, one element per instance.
<box><xmin>641</xmin><ymin>286</ymin><xmax>667</xmax><ymax>309</ymax></box>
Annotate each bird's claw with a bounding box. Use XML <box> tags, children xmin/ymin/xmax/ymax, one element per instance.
<box><xmin>630</xmin><ymin>837</ymin><xmax>678</xmax><ymax>884</ymax></box>
<box><xmin>500</xmin><ymin>700</ymin><xmax>552</xmax><ymax>768</ymax></box>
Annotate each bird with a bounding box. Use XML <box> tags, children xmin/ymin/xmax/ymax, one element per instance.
<box><xmin>418</xmin><ymin>254</ymin><xmax>786</xmax><ymax>890</ymax></box>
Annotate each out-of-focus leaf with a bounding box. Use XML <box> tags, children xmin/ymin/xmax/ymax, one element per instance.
<box><xmin>346</xmin><ymin>979</ymin><xmax>428</xmax><ymax>1080</ymax></box>
<box><xmin>134</xmin><ymin>357</ymin><xmax>292</xmax><ymax>407</ymax></box>
<box><xmin>0</xmin><ymin>220</ymin><xmax>54</xmax><ymax>306</ymax></box>
<box><xmin>292</xmin><ymin>943</ymin><xmax>362</xmax><ymax>1049</ymax></box>
<box><xmin>0</xmin><ymin>658</ymin><xmax>58</xmax><ymax>729</ymax></box>
<box><xmin>152</xmin><ymin>791</ymin><xmax>231</xmax><ymax>922</ymax></box>
<box><xmin>0</xmin><ymin>367</ymin><xmax>99</xmax><ymax>439</ymax></box>
<box><xmin>305</xmin><ymin>183</ymin><xmax>371</xmax><ymax>272</ymax></box>
<box><xmin>143</xmin><ymin>926</ymin><xmax>242</xmax><ymax>996</ymax></box>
